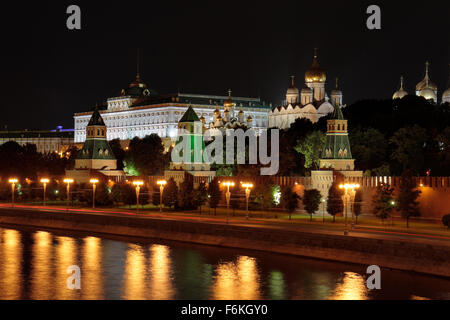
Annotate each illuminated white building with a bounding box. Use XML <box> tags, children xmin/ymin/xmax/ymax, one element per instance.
<box><xmin>269</xmin><ymin>49</ymin><xmax>340</xmax><ymax>129</ymax></box>
<box><xmin>74</xmin><ymin>74</ymin><xmax>270</xmax><ymax>147</ymax></box>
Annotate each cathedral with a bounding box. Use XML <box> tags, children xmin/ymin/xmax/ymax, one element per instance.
<box><xmin>392</xmin><ymin>62</ymin><xmax>450</xmax><ymax>104</ymax></box>
<box><xmin>268</xmin><ymin>49</ymin><xmax>341</xmax><ymax>129</ymax></box>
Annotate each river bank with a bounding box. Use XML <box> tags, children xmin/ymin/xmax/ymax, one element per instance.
<box><xmin>0</xmin><ymin>207</ymin><xmax>449</xmax><ymax>278</ymax></box>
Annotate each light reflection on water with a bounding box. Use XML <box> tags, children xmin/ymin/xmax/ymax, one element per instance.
<box><xmin>0</xmin><ymin>226</ymin><xmax>449</xmax><ymax>300</ymax></box>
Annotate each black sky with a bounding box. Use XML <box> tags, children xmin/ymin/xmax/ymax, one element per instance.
<box><xmin>0</xmin><ymin>0</ymin><xmax>448</xmax><ymax>130</ymax></box>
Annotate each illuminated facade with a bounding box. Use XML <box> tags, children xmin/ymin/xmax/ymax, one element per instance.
<box><xmin>269</xmin><ymin>49</ymin><xmax>341</xmax><ymax>129</ymax></box>
<box><xmin>74</xmin><ymin>74</ymin><xmax>271</xmax><ymax>146</ymax></box>
<box><xmin>0</xmin><ymin>127</ymin><xmax>74</xmax><ymax>154</ymax></box>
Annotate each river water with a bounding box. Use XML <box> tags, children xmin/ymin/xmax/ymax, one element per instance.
<box><xmin>0</xmin><ymin>225</ymin><xmax>449</xmax><ymax>300</ymax></box>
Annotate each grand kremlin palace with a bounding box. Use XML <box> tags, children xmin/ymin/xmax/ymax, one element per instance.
<box><xmin>73</xmin><ymin>74</ymin><xmax>272</xmax><ymax>148</ymax></box>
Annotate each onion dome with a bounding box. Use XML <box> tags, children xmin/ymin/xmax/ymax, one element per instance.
<box><xmin>416</xmin><ymin>62</ymin><xmax>437</xmax><ymax>92</ymax></box>
<box><xmin>199</xmin><ymin>116</ymin><xmax>205</xmax><ymax>123</ymax></box>
<box><xmin>238</xmin><ymin>109</ymin><xmax>244</xmax><ymax>114</ymax></box>
<box><xmin>393</xmin><ymin>76</ymin><xmax>408</xmax><ymax>99</ymax></box>
<box><xmin>224</xmin><ymin>89</ymin><xmax>235</xmax><ymax>108</ymax></box>
<box><xmin>305</xmin><ymin>48</ymin><xmax>326</xmax><ymax>83</ymax></box>
<box><xmin>418</xmin><ymin>87</ymin><xmax>437</xmax><ymax>101</ymax></box>
<box><xmin>246</xmin><ymin>115</ymin><xmax>253</xmax><ymax>122</ymax></box>
<box><xmin>217</xmin><ymin>115</ymin><xmax>223</xmax><ymax>121</ymax></box>
<box><xmin>443</xmin><ymin>65</ymin><xmax>450</xmax><ymax>103</ymax></box>
<box><xmin>286</xmin><ymin>75</ymin><xmax>299</xmax><ymax>95</ymax></box>
<box><xmin>301</xmin><ymin>85</ymin><xmax>312</xmax><ymax>94</ymax></box>
<box><xmin>331</xmin><ymin>77</ymin><xmax>343</xmax><ymax>96</ymax></box>
<box><xmin>214</xmin><ymin>107</ymin><xmax>220</xmax><ymax>114</ymax></box>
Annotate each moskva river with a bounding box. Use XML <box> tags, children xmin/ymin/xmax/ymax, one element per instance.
<box><xmin>0</xmin><ymin>226</ymin><xmax>449</xmax><ymax>300</ymax></box>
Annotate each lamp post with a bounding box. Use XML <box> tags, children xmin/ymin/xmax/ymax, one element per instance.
<box><xmin>241</xmin><ymin>182</ymin><xmax>253</xmax><ymax>220</ymax></box>
<box><xmin>321</xmin><ymin>198</ymin><xmax>326</xmax><ymax>222</ymax></box>
<box><xmin>157</xmin><ymin>180</ymin><xmax>167</xmax><ymax>213</ymax></box>
<box><xmin>222</xmin><ymin>181</ymin><xmax>235</xmax><ymax>224</ymax></box>
<box><xmin>339</xmin><ymin>183</ymin><xmax>360</xmax><ymax>235</ymax></box>
<box><xmin>133</xmin><ymin>181</ymin><xmax>144</xmax><ymax>212</ymax></box>
<box><xmin>8</xmin><ymin>178</ymin><xmax>18</xmax><ymax>208</ymax></box>
<box><xmin>89</xmin><ymin>179</ymin><xmax>99</xmax><ymax>209</ymax></box>
<box><xmin>40</xmin><ymin>178</ymin><xmax>49</xmax><ymax>206</ymax></box>
<box><xmin>63</xmin><ymin>178</ymin><xmax>74</xmax><ymax>209</ymax></box>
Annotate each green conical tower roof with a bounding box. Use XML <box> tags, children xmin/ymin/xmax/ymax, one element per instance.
<box><xmin>321</xmin><ymin>105</ymin><xmax>352</xmax><ymax>159</ymax></box>
<box><xmin>88</xmin><ymin>108</ymin><xmax>106</xmax><ymax>126</ymax></box>
<box><xmin>179</xmin><ymin>106</ymin><xmax>200</xmax><ymax>122</ymax></box>
<box><xmin>331</xmin><ymin>104</ymin><xmax>344</xmax><ymax>120</ymax></box>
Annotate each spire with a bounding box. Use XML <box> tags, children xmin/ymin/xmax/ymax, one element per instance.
<box><xmin>400</xmin><ymin>76</ymin><xmax>404</xmax><ymax>90</ymax></box>
<box><xmin>228</xmin><ymin>89</ymin><xmax>232</xmax><ymax>98</ymax></box>
<box><xmin>314</xmin><ymin>47</ymin><xmax>318</xmax><ymax>59</ymax></box>
<box><xmin>335</xmin><ymin>77</ymin><xmax>339</xmax><ymax>89</ymax></box>
<box><xmin>136</xmin><ymin>48</ymin><xmax>141</xmax><ymax>81</ymax></box>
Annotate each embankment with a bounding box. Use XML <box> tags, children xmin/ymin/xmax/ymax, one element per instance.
<box><xmin>0</xmin><ymin>208</ymin><xmax>449</xmax><ymax>278</ymax></box>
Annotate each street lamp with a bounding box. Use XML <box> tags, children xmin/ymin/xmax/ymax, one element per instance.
<box><xmin>8</xmin><ymin>178</ymin><xmax>18</xmax><ymax>208</ymax></box>
<box><xmin>40</xmin><ymin>178</ymin><xmax>49</xmax><ymax>206</ymax></box>
<box><xmin>221</xmin><ymin>181</ymin><xmax>235</xmax><ymax>224</ymax></box>
<box><xmin>321</xmin><ymin>198</ymin><xmax>326</xmax><ymax>222</ymax></box>
<box><xmin>63</xmin><ymin>178</ymin><xmax>74</xmax><ymax>209</ymax></box>
<box><xmin>157</xmin><ymin>180</ymin><xmax>167</xmax><ymax>213</ymax></box>
<box><xmin>241</xmin><ymin>182</ymin><xmax>253</xmax><ymax>220</ymax></box>
<box><xmin>339</xmin><ymin>183</ymin><xmax>360</xmax><ymax>235</ymax></box>
<box><xmin>89</xmin><ymin>178</ymin><xmax>99</xmax><ymax>209</ymax></box>
<box><xmin>133</xmin><ymin>181</ymin><xmax>144</xmax><ymax>212</ymax></box>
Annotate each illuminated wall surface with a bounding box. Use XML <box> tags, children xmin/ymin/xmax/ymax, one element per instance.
<box><xmin>0</xmin><ymin>227</ymin><xmax>449</xmax><ymax>300</ymax></box>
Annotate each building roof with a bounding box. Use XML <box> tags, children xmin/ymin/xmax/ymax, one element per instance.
<box><xmin>76</xmin><ymin>138</ymin><xmax>116</xmax><ymax>160</ymax></box>
<box><xmin>331</xmin><ymin>104</ymin><xmax>344</xmax><ymax>120</ymax></box>
<box><xmin>88</xmin><ymin>109</ymin><xmax>106</xmax><ymax>126</ymax></box>
<box><xmin>0</xmin><ymin>129</ymin><xmax>74</xmax><ymax>139</ymax></box>
<box><xmin>179</xmin><ymin>106</ymin><xmax>200</xmax><ymax>122</ymax></box>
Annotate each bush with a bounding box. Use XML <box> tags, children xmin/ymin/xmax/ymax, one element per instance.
<box><xmin>442</xmin><ymin>214</ymin><xmax>450</xmax><ymax>229</ymax></box>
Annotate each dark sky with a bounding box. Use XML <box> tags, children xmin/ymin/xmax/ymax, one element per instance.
<box><xmin>0</xmin><ymin>0</ymin><xmax>448</xmax><ymax>130</ymax></box>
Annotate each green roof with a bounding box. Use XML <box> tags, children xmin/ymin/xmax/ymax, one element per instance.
<box><xmin>88</xmin><ymin>109</ymin><xmax>106</xmax><ymax>126</ymax></box>
<box><xmin>76</xmin><ymin>139</ymin><xmax>116</xmax><ymax>160</ymax></box>
<box><xmin>321</xmin><ymin>134</ymin><xmax>353</xmax><ymax>159</ymax></box>
<box><xmin>179</xmin><ymin>106</ymin><xmax>200</xmax><ymax>122</ymax></box>
<box><xmin>332</xmin><ymin>105</ymin><xmax>344</xmax><ymax>120</ymax></box>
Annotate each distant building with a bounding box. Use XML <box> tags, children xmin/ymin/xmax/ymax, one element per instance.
<box><xmin>66</xmin><ymin>109</ymin><xmax>124</xmax><ymax>183</ymax></box>
<box><xmin>0</xmin><ymin>126</ymin><xmax>74</xmax><ymax>154</ymax></box>
<box><xmin>393</xmin><ymin>62</ymin><xmax>450</xmax><ymax>103</ymax></box>
<box><xmin>269</xmin><ymin>49</ymin><xmax>339</xmax><ymax>129</ymax></box>
<box><xmin>73</xmin><ymin>73</ymin><xmax>271</xmax><ymax>148</ymax></box>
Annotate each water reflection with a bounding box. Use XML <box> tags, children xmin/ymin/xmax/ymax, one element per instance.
<box><xmin>0</xmin><ymin>229</ymin><xmax>22</xmax><ymax>299</ymax></box>
<box><xmin>148</xmin><ymin>245</ymin><xmax>174</xmax><ymax>300</ymax></box>
<box><xmin>123</xmin><ymin>244</ymin><xmax>146</xmax><ymax>300</ymax></box>
<box><xmin>30</xmin><ymin>231</ymin><xmax>52</xmax><ymax>299</ymax></box>
<box><xmin>212</xmin><ymin>256</ymin><xmax>261</xmax><ymax>300</ymax></box>
<box><xmin>329</xmin><ymin>272</ymin><xmax>368</xmax><ymax>300</ymax></box>
<box><xmin>0</xmin><ymin>226</ymin><xmax>448</xmax><ymax>300</ymax></box>
<box><xmin>82</xmin><ymin>237</ymin><xmax>103</xmax><ymax>299</ymax></box>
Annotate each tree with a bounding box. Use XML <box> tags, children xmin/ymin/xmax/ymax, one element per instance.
<box><xmin>163</xmin><ymin>178</ymin><xmax>178</xmax><ymax>209</ymax></box>
<box><xmin>109</xmin><ymin>139</ymin><xmax>126</xmax><ymax>170</ymax></box>
<box><xmin>442</xmin><ymin>214</ymin><xmax>450</xmax><ymax>229</ymax></box>
<box><xmin>327</xmin><ymin>181</ymin><xmax>343</xmax><ymax>222</ymax></box>
<box><xmin>281</xmin><ymin>186</ymin><xmax>300</xmax><ymax>219</ymax></box>
<box><xmin>193</xmin><ymin>181</ymin><xmax>208</xmax><ymax>214</ymax></box>
<box><xmin>303</xmin><ymin>189</ymin><xmax>322</xmax><ymax>221</ymax></box>
<box><xmin>253</xmin><ymin>183</ymin><xmax>277</xmax><ymax>211</ymax></box>
<box><xmin>294</xmin><ymin>130</ymin><xmax>326</xmax><ymax>170</ymax></box>
<box><xmin>208</xmin><ymin>178</ymin><xmax>222</xmax><ymax>215</ymax></box>
<box><xmin>353</xmin><ymin>190</ymin><xmax>363</xmax><ymax>224</ymax></box>
<box><xmin>179</xmin><ymin>175</ymin><xmax>195</xmax><ymax>210</ymax></box>
<box><xmin>124</xmin><ymin>134</ymin><xmax>166</xmax><ymax>176</ymax></box>
<box><xmin>390</xmin><ymin>125</ymin><xmax>427</xmax><ymax>175</ymax></box>
<box><xmin>372</xmin><ymin>183</ymin><xmax>395</xmax><ymax>222</ymax></box>
<box><xmin>349</xmin><ymin>127</ymin><xmax>388</xmax><ymax>173</ymax></box>
<box><xmin>396</xmin><ymin>171</ymin><xmax>421</xmax><ymax>228</ymax></box>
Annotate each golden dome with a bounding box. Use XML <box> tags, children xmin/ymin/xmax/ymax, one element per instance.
<box><xmin>418</xmin><ymin>88</ymin><xmax>436</xmax><ymax>101</ymax></box>
<box><xmin>305</xmin><ymin>49</ymin><xmax>326</xmax><ymax>83</ymax></box>
<box><xmin>416</xmin><ymin>62</ymin><xmax>437</xmax><ymax>91</ymax></box>
<box><xmin>224</xmin><ymin>89</ymin><xmax>235</xmax><ymax>108</ymax></box>
<box><xmin>393</xmin><ymin>76</ymin><xmax>408</xmax><ymax>99</ymax></box>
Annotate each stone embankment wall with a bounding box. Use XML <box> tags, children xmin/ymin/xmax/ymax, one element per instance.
<box><xmin>0</xmin><ymin>208</ymin><xmax>449</xmax><ymax>277</ymax></box>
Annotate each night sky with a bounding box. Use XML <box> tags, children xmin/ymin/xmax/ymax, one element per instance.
<box><xmin>0</xmin><ymin>0</ymin><xmax>448</xmax><ymax>130</ymax></box>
